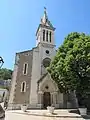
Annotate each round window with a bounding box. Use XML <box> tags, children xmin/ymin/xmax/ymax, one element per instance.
<box><xmin>46</xmin><ymin>50</ymin><xmax>49</xmax><ymax>54</ymax></box>
<box><xmin>45</xmin><ymin>85</ymin><xmax>49</xmax><ymax>89</ymax></box>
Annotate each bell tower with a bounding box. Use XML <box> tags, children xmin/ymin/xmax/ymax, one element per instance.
<box><xmin>36</xmin><ymin>7</ymin><xmax>55</xmax><ymax>47</ymax></box>
<box><xmin>35</xmin><ymin>8</ymin><xmax>56</xmax><ymax>76</ymax></box>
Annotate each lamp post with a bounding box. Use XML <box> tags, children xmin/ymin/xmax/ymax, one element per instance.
<box><xmin>0</xmin><ymin>56</ymin><xmax>4</xmax><ymax>68</ymax></box>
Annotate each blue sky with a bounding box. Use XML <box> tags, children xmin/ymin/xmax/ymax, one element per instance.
<box><xmin>0</xmin><ymin>0</ymin><xmax>90</xmax><ymax>69</ymax></box>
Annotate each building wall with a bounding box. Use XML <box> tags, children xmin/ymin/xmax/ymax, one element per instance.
<box><xmin>29</xmin><ymin>47</ymin><xmax>40</xmax><ymax>106</ymax></box>
<box><xmin>29</xmin><ymin>44</ymin><xmax>56</xmax><ymax>107</ymax></box>
<box><xmin>8</xmin><ymin>65</ymin><xmax>18</xmax><ymax>104</ymax></box>
<box><xmin>12</xmin><ymin>50</ymin><xmax>33</xmax><ymax>104</ymax></box>
<box><xmin>39</xmin><ymin>43</ymin><xmax>56</xmax><ymax>62</ymax></box>
<box><xmin>38</xmin><ymin>74</ymin><xmax>63</xmax><ymax>108</ymax></box>
<box><xmin>36</xmin><ymin>27</ymin><xmax>55</xmax><ymax>46</ymax></box>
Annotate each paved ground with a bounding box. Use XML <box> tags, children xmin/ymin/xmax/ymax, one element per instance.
<box><xmin>5</xmin><ymin>110</ymin><xmax>85</xmax><ymax>120</ymax></box>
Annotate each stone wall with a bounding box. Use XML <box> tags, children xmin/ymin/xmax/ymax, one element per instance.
<box><xmin>13</xmin><ymin>50</ymin><xmax>33</xmax><ymax>104</ymax></box>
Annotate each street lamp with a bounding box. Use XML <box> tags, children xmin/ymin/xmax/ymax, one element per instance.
<box><xmin>0</xmin><ymin>56</ymin><xmax>4</xmax><ymax>68</ymax></box>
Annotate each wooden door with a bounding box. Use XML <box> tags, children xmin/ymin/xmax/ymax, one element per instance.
<box><xmin>43</xmin><ymin>92</ymin><xmax>51</xmax><ymax>109</ymax></box>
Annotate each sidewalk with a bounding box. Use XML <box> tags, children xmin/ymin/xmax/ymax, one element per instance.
<box><xmin>7</xmin><ymin>109</ymin><xmax>85</xmax><ymax>119</ymax></box>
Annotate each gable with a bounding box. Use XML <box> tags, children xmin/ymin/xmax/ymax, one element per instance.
<box><xmin>37</xmin><ymin>73</ymin><xmax>58</xmax><ymax>92</ymax></box>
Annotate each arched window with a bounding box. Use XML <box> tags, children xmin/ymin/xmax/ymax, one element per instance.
<box><xmin>46</xmin><ymin>31</ymin><xmax>48</xmax><ymax>42</ymax></box>
<box><xmin>23</xmin><ymin>63</ymin><xmax>28</xmax><ymax>75</ymax></box>
<box><xmin>42</xmin><ymin>58</ymin><xmax>51</xmax><ymax>68</ymax></box>
<box><xmin>49</xmin><ymin>32</ymin><xmax>51</xmax><ymax>42</ymax></box>
<box><xmin>21</xmin><ymin>81</ymin><xmax>26</xmax><ymax>92</ymax></box>
<box><xmin>43</xmin><ymin>30</ymin><xmax>45</xmax><ymax>41</ymax></box>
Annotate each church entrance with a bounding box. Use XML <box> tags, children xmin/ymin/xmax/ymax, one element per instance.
<box><xmin>43</xmin><ymin>92</ymin><xmax>51</xmax><ymax>109</ymax></box>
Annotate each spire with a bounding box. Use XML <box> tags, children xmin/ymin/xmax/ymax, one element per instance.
<box><xmin>41</xmin><ymin>7</ymin><xmax>48</xmax><ymax>24</ymax></box>
<box><xmin>36</xmin><ymin>8</ymin><xmax>55</xmax><ymax>36</ymax></box>
<box><xmin>40</xmin><ymin>7</ymin><xmax>55</xmax><ymax>30</ymax></box>
<box><xmin>44</xmin><ymin>7</ymin><xmax>46</xmax><ymax>12</ymax></box>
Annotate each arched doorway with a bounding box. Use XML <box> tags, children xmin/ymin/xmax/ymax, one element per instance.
<box><xmin>43</xmin><ymin>92</ymin><xmax>51</xmax><ymax>108</ymax></box>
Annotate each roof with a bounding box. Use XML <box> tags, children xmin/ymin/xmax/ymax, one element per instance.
<box><xmin>37</xmin><ymin>73</ymin><xmax>48</xmax><ymax>84</ymax></box>
<box><xmin>16</xmin><ymin>46</ymin><xmax>38</xmax><ymax>54</ymax></box>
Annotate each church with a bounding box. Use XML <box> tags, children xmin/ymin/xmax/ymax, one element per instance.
<box><xmin>8</xmin><ymin>9</ymin><xmax>77</xmax><ymax>110</ymax></box>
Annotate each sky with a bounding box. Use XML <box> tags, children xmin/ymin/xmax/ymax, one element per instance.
<box><xmin>0</xmin><ymin>0</ymin><xmax>90</xmax><ymax>69</ymax></box>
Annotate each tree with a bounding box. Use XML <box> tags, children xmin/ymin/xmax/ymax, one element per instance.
<box><xmin>47</xmin><ymin>32</ymin><xmax>90</xmax><ymax>106</ymax></box>
<box><xmin>0</xmin><ymin>68</ymin><xmax>13</xmax><ymax>80</ymax></box>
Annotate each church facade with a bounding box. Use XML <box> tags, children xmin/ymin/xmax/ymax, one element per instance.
<box><xmin>8</xmin><ymin>9</ymin><xmax>77</xmax><ymax>110</ymax></box>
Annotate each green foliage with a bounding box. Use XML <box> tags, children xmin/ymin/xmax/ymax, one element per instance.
<box><xmin>47</xmin><ymin>32</ymin><xmax>90</xmax><ymax>96</ymax></box>
<box><xmin>0</xmin><ymin>68</ymin><xmax>13</xmax><ymax>80</ymax></box>
<box><xmin>0</xmin><ymin>86</ymin><xmax>10</xmax><ymax>91</ymax></box>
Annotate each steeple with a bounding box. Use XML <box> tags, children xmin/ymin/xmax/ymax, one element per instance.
<box><xmin>36</xmin><ymin>8</ymin><xmax>55</xmax><ymax>46</ymax></box>
<box><xmin>41</xmin><ymin>7</ymin><xmax>48</xmax><ymax>24</ymax></box>
<box><xmin>40</xmin><ymin>7</ymin><xmax>55</xmax><ymax>29</ymax></box>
